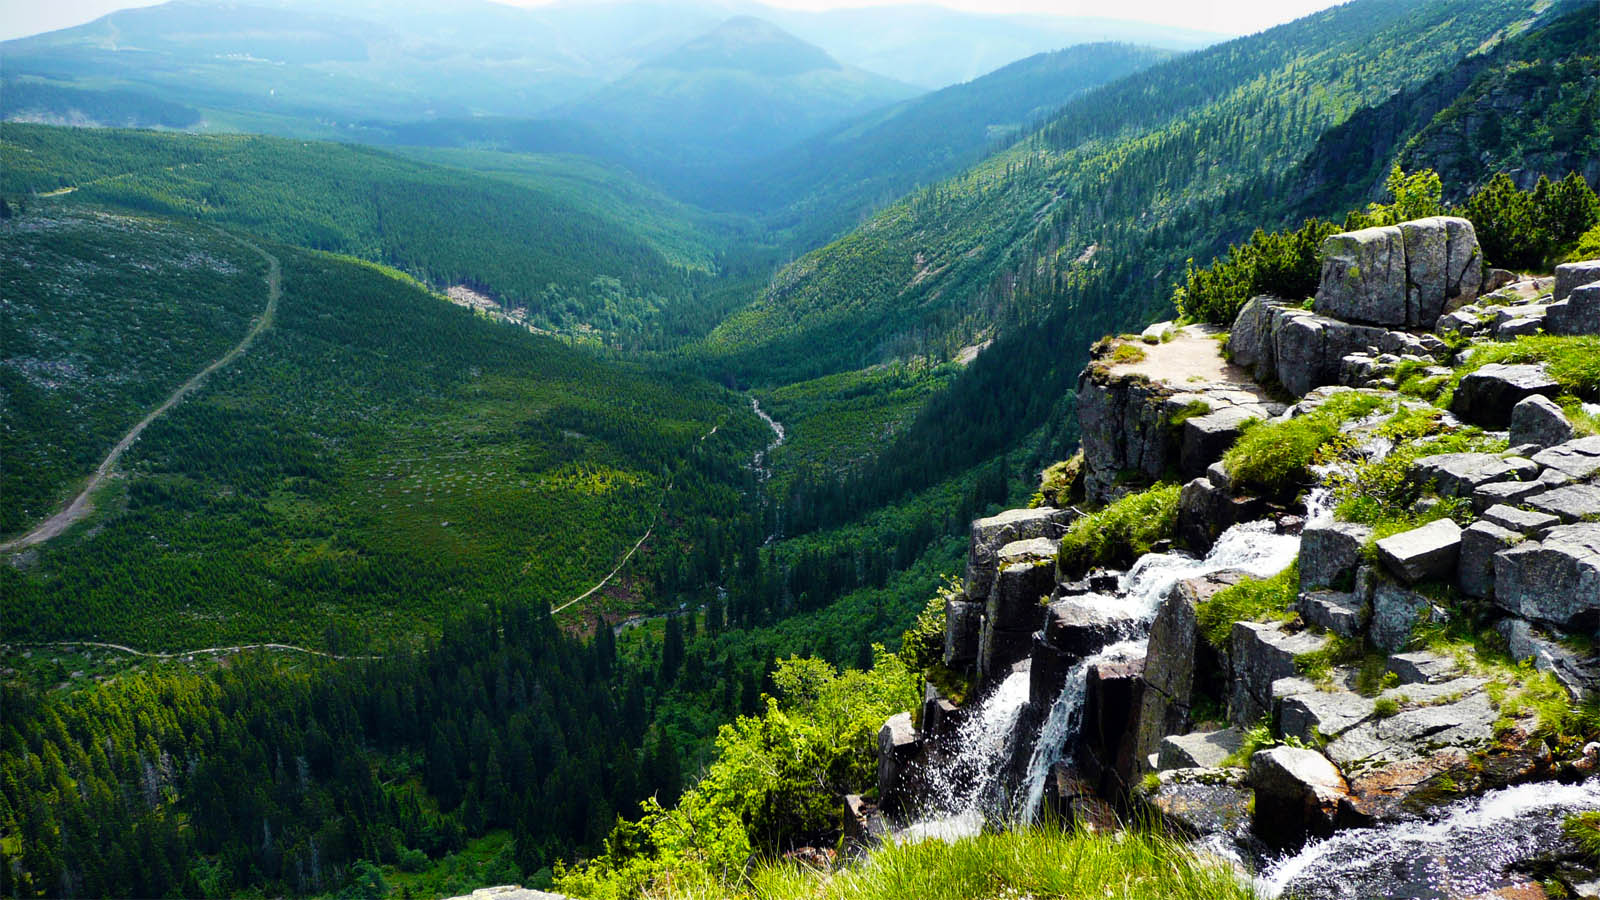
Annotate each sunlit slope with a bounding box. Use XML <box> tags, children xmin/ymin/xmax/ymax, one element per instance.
<box><xmin>1</xmin><ymin>208</ymin><xmax>754</xmax><ymax>650</ymax></box>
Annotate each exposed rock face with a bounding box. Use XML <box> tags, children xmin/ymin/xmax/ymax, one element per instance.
<box><xmin>1494</xmin><ymin>523</ymin><xmax>1600</xmax><ymax>630</ymax></box>
<box><xmin>1509</xmin><ymin>395</ymin><xmax>1576</xmax><ymax>449</ymax></box>
<box><xmin>1548</xmin><ymin>282</ymin><xmax>1600</xmax><ymax>336</ymax></box>
<box><xmin>1387</xmin><ymin>650</ymin><xmax>1460</xmax><ymax>685</ymax></box>
<box><xmin>1370</xmin><ymin>581</ymin><xmax>1434</xmax><ymax>652</ymax></box>
<box><xmin>1498</xmin><ymin>617</ymin><xmax>1599</xmax><ymax>698</ymax></box>
<box><xmin>1555</xmin><ymin>259</ymin><xmax>1600</xmax><ymax>302</ymax></box>
<box><xmin>1298</xmin><ymin>590</ymin><xmax>1365</xmax><ymax>637</ymax></box>
<box><xmin>943</xmin><ymin>598</ymin><xmax>982</xmax><ymax>668</ymax></box>
<box><xmin>1300</xmin><ymin>521</ymin><xmax>1372</xmax><ymax>591</ymax></box>
<box><xmin>964</xmin><ymin>507</ymin><xmax>1075</xmax><ymax>606</ymax></box>
<box><xmin>1457</xmin><ymin>520</ymin><xmax>1521</xmax><ymax>598</ymax></box>
<box><xmin>876</xmin><ymin>713</ymin><xmax>919</xmax><ymax>813</ymax></box>
<box><xmin>841</xmin><ymin>794</ymin><xmax>890</xmax><ymax>845</ymax></box>
<box><xmin>1410</xmin><ymin>452</ymin><xmax>1539</xmax><ymax>499</ymax></box>
<box><xmin>1326</xmin><ymin>679</ymin><xmax>1496</xmax><ymax>769</ymax></box>
<box><xmin>1230</xmin><ymin>622</ymin><xmax>1328</xmax><ymax>727</ymax></box>
<box><xmin>1133</xmin><ymin>572</ymin><xmax>1244</xmax><ymax>770</ymax></box>
<box><xmin>1450</xmin><ymin>363</ymin><xmax>1560</xmax><ymax>427</ymax></box>
<box><xmin>1274</xmin><ymin>312</ymin><xmax>1389</xmax><ymax>397</ymax></box>
<box><xmin>1176</xmin><ymin>474</ymin><xmax>1265</xmax><ymax>553</ymax></box>
<box><xmin>1249</xmin><ymin>746</ymin><xmax>1350</xmax><ymax>849</ymax></box>
<box><xmin>978</xmin><ymin>540</ymin><xmax>1058</xmax><ymax>681</ymax></box>
<box><xmin>1157</xmin><ymin>728</ymin><xmax>1243</xmax><ymax>770</ymax></box>
<box><xmin>1375</xmin><ymin>519</ymin><xmax>1461</xmax><ymax>584</ymax></box>
<box><xmin>1276</xmin><ymin>683</ymin><xmax>1376</xmax><ymax>746</ymax></box>
<box><xmin>1080</xmin><ymin>656</ymin><xmax>1146</xmax><ymax>798</ymax></box>
<box><xmin>1031</xmin><ymin>594</ymin><xmax>1127</xmax><ymax>706</ymax></box>
<box><xmin>1533</xmin><ymin>436</ymin><xmax>1600</xmax><ymax>481</ymax></box>
<box><xmin>1139</xmin><ymin>767</ymin><xmax>1254</xmax><ymax>843</ymax></box>
<box><xmin>1527</xmin><ymin>483</ymin><xmax>1600</xmax><ymax>523</ymax></box>
<box><xmin>1314</xmin><ymin>218</ymin><xmax>1480</xmax><ymax>329</ymax></box>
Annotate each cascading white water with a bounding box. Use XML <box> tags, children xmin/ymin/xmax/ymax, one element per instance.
<box><xmin>1257</xmin><ymin>780</ymin><xmax>1600</xmax><ymax>899</ymax></box>
<box><xmin>1008</xmin><ymin>520</ymin><xmax>1301</xmax><ymax>824</ymax></box>
<box><xmin>900</xmin><ymin>669</ymin><xmax>1033</xmax><ymax>842</ymax></box>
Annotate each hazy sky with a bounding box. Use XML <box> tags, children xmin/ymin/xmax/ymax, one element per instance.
<box><xmin>0</xmin><ymin>0</ymin><xmax>1346</xmax><ymax>43</ymax></box>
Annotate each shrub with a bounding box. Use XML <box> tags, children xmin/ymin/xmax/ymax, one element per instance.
<box><xmin>1223</xmin><ymin>391</ymin><xmax>1388</xmax><ymax>497</ymax></box>
<box><xmin>1056</xmin><ymin>483</ymin><xmax>1181</xmax><ymax>578</ymax></box>
<box><xmin>898</xmin><ymin>577</ymin><xmax>957</xmax><ymax>673</ymax></box>
<box><xmin>1373</xmin><ymin>697</ymin><xmax>1400</xmax><ymax>718</ymax></box>
<box><xmin>1174</xmin><ymin>217</ymin><xmax>1339</xmax><ymax>325</ymax></box>
<box><xmin>1196</xmin><ymin>563</ymin><xmax>1299</xmax><ymax>651</ymax></box>
<box><xmin>1461</xmin><ymin>172</ymin><xmax>1600</xmax><ymax>269</ymax></box>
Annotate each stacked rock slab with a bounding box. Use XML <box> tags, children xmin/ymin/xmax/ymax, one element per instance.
<box><xmin>948</xmin><ymin>507</ymin><xmax>1076</xmax><ymax>669</ymax></box>
<box><xmin>977</xmin><ymin>537</ymin><xmax>1060</xmax><ymax>682</ymax></box>
<box><xmin>1315</xmin><ymin>217</ymin><xmax>1481</xmax><ymax>329</ymax></box>
<box><xmin>1132</xmin><ymin>571</ymin><xmax>1246</xmax><ymax>771</ymax></box>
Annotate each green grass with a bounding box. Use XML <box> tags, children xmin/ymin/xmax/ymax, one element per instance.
<box><xmin>1329</xmin><ymin>408</ymin><xmax>1503</xmax><ymax>533</ymax></box>
<box><xmin>1223</xmin><ymin>391</ymin><xmax>1389</xmax><ymax>497</ymax></box>
<box><xmin>1056</xmin><ymin>483</ymin><xmax>1181</xmax><ymax>578</ymax></box>
<box><xmin>1109</xmin><ymin>343</ymin><xmax>1147</xmax><ymax>365</ymax></box>
<box><xmin>1441</xmin><ymin>335</ymin><xmax>1600</xmax><ymax>407</ymax></box>
<box><xmin>1196</xmin><ymin>563</ymin><xmax>1299</xmax><ymax>651</ymax></box>
<box><xmin>722</xmin><ymin>826</ymin><xmax>1260</xmax><ymax>900</ymax></box>
<box><xmin>1564</xmin><ymin>812</ymin><xmax>1600</xmax><ymax>865</ymax></box>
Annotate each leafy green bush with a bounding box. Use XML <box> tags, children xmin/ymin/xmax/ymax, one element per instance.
<box><xmin>898</xmin><ymin>577</ymin><xmax>958</xmax><ymax>673</ymax></box>
<box><xmin>1175</xmin><ymin>217</ymin><xmax>1339</xmax><ymax>325</ymax></box>
<box><xmin>1056</xmin><ymin>483</ymin><xmax>1181</xmax><ymax>578</ymax></box>
<box><xmin>1196</xmin><ymin>563</ymin><xmax>1299</xmax><ymax>650</ymax></box>
<box><xmin>1461</xmin><ymin>172</ymin><xmax>1600</xmax><ymax>270</ymax></box>
<box><xmin>1224</xmin><ymin>391</ymin><xmax>1388</xmax><ymax>497</ymax></box>
<box><xmin>1568</xmin><ymin>223</ymin><xmax>1600</xmax><ymax>263</ymax></box>
<box><xmin>554</xmin><ymin>651</ymin><xmax>919</xmax><ymax>899</ymax></box>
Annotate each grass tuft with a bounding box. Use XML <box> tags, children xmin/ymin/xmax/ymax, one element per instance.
<box><xmin>1223</xmin><ymin>391</ymin><xmax>1389</xmax><ymax>497</ymax></box>
<box><xmin>1056</xmin><ymin>483</ymin><xmax>1181</xmax><ymax>578</ymax></box>
<box><xmin>1196</xmin><ymin>563</ymin><xmax>1299</xmax><ymax>651</ymax></box>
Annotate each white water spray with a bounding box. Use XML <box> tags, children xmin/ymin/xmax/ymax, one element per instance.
<box><xmin>901</xmin><ymin>669</ymin><xmax>1032</xmax><ymax>841</ymax></box>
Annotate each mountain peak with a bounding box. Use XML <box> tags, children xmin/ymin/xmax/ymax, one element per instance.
<box><xmin>646</xmin><ymin>15</ymin><xmax>843</xmax><ymax>76</ymax></box>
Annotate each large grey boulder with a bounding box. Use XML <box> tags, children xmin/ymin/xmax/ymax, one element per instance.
<box><xmin>1277</xmin><ymin>683</ymin><xmax>1376</xmax><ymax>745</ymax></box>
<box><xmin>964</xmin><ymin>507</ymin><xmax>1074</xmax><ymax>604</ymax></box>
<box><xmin>1370</xmin><ymin>582</ymin><xmax>1433</xmax><ymax>652</ymax></box>
<box><xmin>1547</xmin><ymin>282</ymin><xmax>1600</xmax><ymax>337</ymax></box>
<box><xmin>1249</xmin><ymin>746</ymin><xmax>1349</xmax><ymax>849</ymax></box>
<box><xmin>1494</xmin><ymin>523</ymin><xmax>1600</xmax><ymax>630</ymax></box>
<box><xmin>1176</xmin><ymin>475</ymin><xmax>1265</xmax><ymax>554</ymax></box>
<box><xmin>1400</xmin><ymin>217</ymin><xmax>1483</xmax><ymax>327</ymax></box>
<box><xmin>1450</xmin><ymin>364</ymin><xmax>1561</xmax><ymax>427</ymax></box>
<box><xmin>1043</xmin><ymin>596</ymin><xmax>1127</xmax><ymax>658</ymax></box>
<box><xmin>1180</xmin><ymin>405</ymin><xmax>1262</xmax><ymax>476</ymax></box>
<box><xmin>1509</xmin><ymin>395</ymin><xmax>1575</xmax><ymax>449</ymax></box>
<box><xmin>1274</xmin><ymin>312</ymin><xmax>1388</xmax><ymax>397</ymax></box>
<box><xmin>943</xmin><ymin>598</ymin><xmax>982</xmax><ymax>668</ymax></box>
<box><xmin>1409</xmin><ymin>452</ymin><xmax>1539</xmax><ymax>499</ymax></box>
<box><xmin>1158</xmin><ymin>728</ymin><xmax>1243</xmax><ymax>770</ymax></box>
<box><xmin>1134</xmin><ymin>572</ymin><xmax>1243</xmax><ymax>768</ymax></box>
<box><xmin>1228</xmin><ymin>295</ymin><xmax>1284</xmax><ymax>381</ymax></box>
<box><xmin>876</xmin><ymin>713</ymin><xmax>919</xmax><ymax>811</ymax></box>
<box><xmin>1375</xmin><ymin>519</ymin><xmax>1461</xmax><ymax>584</ymax></box>
<box><xmin>978</xmin><ymin>548</ymin><xmax>1056</xmax><ymax>681</ymax></box>
<box><xmin>1387</xmin><ymin>650</ymin><xmax>1460</xmax><ymax>685</ymax></box>
<box><xmin>1554</xmin><ymin>258</ymin><xmax>1600</xmax><ymax>302</ymax></box>
<box><xmin>1481</xmin><ymin>504</ymin><xmax>1559</xmax><ymax>534</ymax></box>
<box><xmin>1315</xmin><ymin>225</ymin><xmax>1409</xmax><ymax>326</ymax></box>
<box><xmin>1140</xmin><ymin>767</ymin><xmax>1254</xmax><ymax>842</ymax></box>
<box><xmin>1230</xmin><ymin>622</ymin><xmax>1328</xmax><ymax>727</ymax></box>
<box><xmin>1457</xmin><ymin>520</ymin><xmax>1522</xmax><ymax>598</ymax></box>
<box><xmin>1527</xmin><ymin>484</ymin><xmax>1600</xmax><ymax>524</ymax></box>
<box><xmin>1300</xmin><ymin>521</ymin><xmax>1372</xmax><ymax>592</ymax></box>
<box><xmin>1298</xmin><ymin>590</ymin><xmax>1366</xmax><ymax>637</ymax></box>
<box><xmin>1532</xmin><ymin>436</ymin><xmax>1600</xmax><ymax>481</ymax></box>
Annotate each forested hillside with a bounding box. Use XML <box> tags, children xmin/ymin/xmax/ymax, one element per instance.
<box><xmin>0</xmin><ymin>126</ymin><xmax>727</xmax><ymax>348</ymax></box>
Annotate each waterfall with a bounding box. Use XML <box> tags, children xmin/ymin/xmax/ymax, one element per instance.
<box><xmin>900</xmin><ymin>669</ymin><xmax>1032</xmax><ymax>842</ymax></box>
<box><xmin>1009</xmin><ymin>520</ymin><xmax>1300</xmax><ymax>825</ymax></box>
<box><xmin>1257</xmin><ymin>780</ymin><xmax>1600</xmax><ymax>899</ymax></box>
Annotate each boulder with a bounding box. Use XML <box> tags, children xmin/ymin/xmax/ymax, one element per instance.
<box><xmin>1230</xmin><ymin>623</ymin><xmax>1328</xmax><ymax>727</ymax></box>
<box><xmin>1387</xmin><ymin>650</ymin><xmax>1460</xmax><ymax>685</ymax></box>
<box><xmin>1298</xmin><ymin>590</ymin><xmax>1366</xmax><ymax>637</ymax></box>
<box><xmin>1180</xmin><ymin>405</ymin><xmax>1261</xmax><ymax>476</ymax></box>
<box><xmin>1370</xmin><ymin>582</ymin><xmax>1433</xmax><ymax>652</ymax></box>
<box><xmin>841</xmin><ymin>794</ymin><xmax>890</xmax><ymax>845</ymax></box>
<box><xmin>1249</xmin><ymin>746</ymin><xmax>1349</xmax><ymax>849</ymax></box>
<box><xmin>964</xmin><ymin>508</ymin><xmax>1074</xmax><ymax>604</ymax></box>
<box><xmin>1277</xmin><ymin>684</ymin><xmax>1376</xmax><ymax>745</ymax></box>
<box><xmin>1497</xmin><ymin>617</ymin><xmax>1599</xmax><ymax>698</ymax></box>
<box><xmin>1509</xmin><ymin>395</ymin><xmax>1575</xmax><ymax>449</ymax></box>
<box><xmin>1133</xmin><ymin>572</ymin><xmax>1243</xmax><ymax>769</ymax></box>
<box><xmin>1554</xmin><ymin>258</ymin><xmax>1600</xmax><ymax>302</ymax></box>
<box><xmin>1483</xmin><ymin>268</ymin><xmax>1519</xmax><ymax>293</ymax></box>
<box><xmin>1472</xmin><ymin>478</ymin><xmax>1548</xmax><ymax>512</ymax></box>
<box><xmin>1274</xmin><ymin>312</ymin><xmax>1388</xmax><ymax>397</ymax></box>
<box><xmin>1227</xmin><ymin>296</ymin><xmax>1284</xmax><ymax>382</ymax></box>
<box><xmin>1157</xmin><ymin>728</ymin><xmax>1243</xmax><ymax>770</ymax></box>
<box><xmin>1457</xmin><ymin>520</ymin><xmax>1522</xmax><ymax>599</ymax></box>
<box><xmin>943</xmin><ymin>598</ymin><xmax>982</xmax><ymax>668</ymax></box>
<box><xmin>1042</xmin><ymin>595</ymin><xmax>1127</xmax><ymax>657</ymax></box>
<box><xmin>1450</xmin><ymin>364</ymin><xmax>1561</xmax><ymax>427</ymax></box>
<box><xmin>1531</xmin><ymin>436</ymin><xmax>1600</xmax><ymax>481</ymax></box>
<box><xmin>1079</xmin><ymin>656</ymin><xmax>1146</xmax><ymax>797</ymax></box>
<box><xmin>921</xmin><ymin>683</ymin><xmax>960</xmax><ymax>738</ymax></box>
<box><xmin>1139</xmin><ymin>767</ymin><xmax>1254</xmax><ymax>842</ymax></box>
<box><xmin>1481</xmin><ymin>504</ymin><xmax>1560</xmax><ymax>534</ymax></box>
<box><xmin>1176</xmin><ymin>475</ymin><xmax>1265</xmax><ymax>554</ymax></box>
<box><xmin>1493</xmin><ymin>523</ymin><xmax>1600</xmax><ymax>630</ymax></box>
<box><xmin>1409</xmin><ymin>452</ymin><xmax>1540</xmax><ymax>499</ymax></box>
<box><xmin>1547</xmin><ymin>282</ymin><xmax>1600</xmax><ymax>337</ymax></box>
<box><xmin>1315</xmin><ymin>225</ymin><xmax>1409</xmax><ymax>326</ymax></box>
<box><xmin>979</xmin><ymin>550</ymin><xmax>1056</xmax><ymax>681</ymax></box>
<box><xmin>876</xmin><ymin>713</ymin><xmax>919</xmax><ymax>811</ymax></box>
<box><xmin>1375</xmin><ymin>519</ymin><xmax>1461</xmax><ymax>584</ymax></box>
<box><xmin>1528</xmin><ymin>484</ymin><xmax>1600</xmax><ymax>524</ymax></box>
<box><xmin>1400</xmin><ymin>216</ymin><xmax>1482</xmax><ymax>327</ymax></box>
<box><xmin>1299</xmin><ymin>521</ymin><xmax>1373</xmax><ymax>592</ymax></box>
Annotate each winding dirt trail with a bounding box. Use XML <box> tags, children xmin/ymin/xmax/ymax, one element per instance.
<box><xmin>1</xmin><ymin>234</ymin><xmax>281</xmax><ymax>553</ymax></box>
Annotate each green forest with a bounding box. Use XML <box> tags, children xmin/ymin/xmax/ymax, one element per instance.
<box><xmin>2</xmin><ymin>0</ymin><xmax>1597</xmax><ymax>896</ymax></box>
